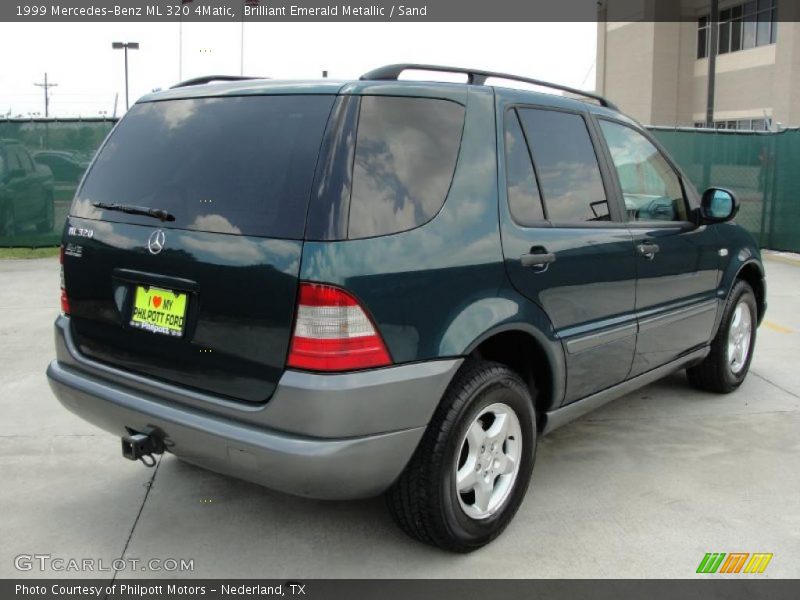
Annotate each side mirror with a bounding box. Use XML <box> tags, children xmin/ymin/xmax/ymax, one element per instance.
<box><xmin>700</xmin><ymin>188</ymin><xmax>739</xmax><ymax>224</ymax></box>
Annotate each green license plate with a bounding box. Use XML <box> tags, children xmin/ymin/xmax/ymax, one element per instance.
<box><xmin>130</xmin><ymin>286</ymin><xmax>188</xmax><ymax>337</ymax></box>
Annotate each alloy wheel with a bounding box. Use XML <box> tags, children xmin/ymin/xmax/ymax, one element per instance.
<box><xmin>454</xmin><ymin>402</ymin><xmax>523</xmax><ymax>520</ymax></box>
<box><xmin>727</xmin><ymin>300</ymin><xmax>753</xmax><ymax>374</ymax></box>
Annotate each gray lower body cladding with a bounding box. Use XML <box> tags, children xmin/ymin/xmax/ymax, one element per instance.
<box><xmin>47</xmin><ymin>316</ymin><xmax>462</xmax><ymax>500</ymax></box>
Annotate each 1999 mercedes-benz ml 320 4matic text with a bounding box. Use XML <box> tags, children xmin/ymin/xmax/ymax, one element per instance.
<box><xmin>47</xmin><ymin>65</ymin><xmax>766</xmax><ymax>552</ymax></box>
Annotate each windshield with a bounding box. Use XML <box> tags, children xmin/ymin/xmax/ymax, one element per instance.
<box><xmin>71</xmin><ymin>95</ymin><xmax>335</xmax><ymax>238</ymax></box>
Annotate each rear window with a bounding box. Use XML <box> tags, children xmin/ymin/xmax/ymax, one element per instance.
<box><xmin>347</xmin><ymin>96</ymin><xmax>465</xmax><ymax>239</ymax></box>
<box><xmin>72</xmin><ymin>95</ymin><xmax>335</xmax><ymax>238</ymax></box>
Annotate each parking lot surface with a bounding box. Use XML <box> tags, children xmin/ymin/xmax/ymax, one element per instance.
<box><xmin>1</xmin><ymin>253</ymin><xmax>798</xmax><ymax>578</ymax></box>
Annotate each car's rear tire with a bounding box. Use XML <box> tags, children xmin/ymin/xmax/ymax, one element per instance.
<box><xmin>386</xmin><ymin>360</ymin><xmax>536</xmax><ymax>552</ymax></box>
<box><xmin>687</xmin><ymin>280</ymin><xmax>757</xmax><ymax>393</ymax></box>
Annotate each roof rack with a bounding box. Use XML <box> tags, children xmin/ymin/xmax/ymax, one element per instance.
<box><xmin>170</xmin><ymin>75</ymin><xmax>266</xmax><ymax>89</ymax></box>
<box><xmin>359</xmin><ymin>64</ymin><xmax>617</xmax><ymax>110</ymax></box>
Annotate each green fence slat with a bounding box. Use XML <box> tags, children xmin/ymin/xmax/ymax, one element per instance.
<box><xmin>650</xmin><ymin>127</ymin><xmax>800</xmax><ymax>253</ymax></box>
<box><xmin>0</xmin><ymin>118</ymin><xmax>116</xmax><ymax>248</ymax></box>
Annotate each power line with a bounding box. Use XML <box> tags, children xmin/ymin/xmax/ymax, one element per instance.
<box><xmin>33</xmin><ymin>72</ymin><xmax>58</xmax><ymax>118</ymax></box>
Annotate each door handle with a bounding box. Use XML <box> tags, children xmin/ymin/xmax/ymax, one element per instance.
<box><xmin>636</xmin><ymin>242</ymin><xmax>660</xmax><ymax>259</ymax></box>
<box><xmin>520</xmin><ymin>248</ymin><xmax>556</xmax><ymax>268</ymax></box>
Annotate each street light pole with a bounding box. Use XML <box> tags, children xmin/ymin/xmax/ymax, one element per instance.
<box><xmin>112</xmin><ymin>42</ymin><xmax>140</xmax><ymax>111</ymax></box>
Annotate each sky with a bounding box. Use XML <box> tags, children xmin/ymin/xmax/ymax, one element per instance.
<box><xmin>0</xmin><ymin>22</ymin><xmax>597</xmax><ymax>118</ymax></box>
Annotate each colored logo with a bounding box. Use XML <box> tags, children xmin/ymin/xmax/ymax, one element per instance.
<box><xmin>697</xmin><ymin>552</ymin><xmax>773</xmax><ymax>574</ymax></box>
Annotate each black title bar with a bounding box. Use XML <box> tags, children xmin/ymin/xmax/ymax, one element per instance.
<box><xmin>3</xmin><ymin>0</ymin><xmax>794</xmax><ymax>23</ymax></box>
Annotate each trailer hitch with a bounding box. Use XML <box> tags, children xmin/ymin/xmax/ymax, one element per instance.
<box><xmin>121</xmin><ymin>427</ymin><xmax>166</xmax><ymax>467</ymax></box>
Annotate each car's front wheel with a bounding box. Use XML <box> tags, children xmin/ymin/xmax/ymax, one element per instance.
<box><xmin>387</xmin><ymin>360</ymin><xmax>536</xmax><ymax>552</ymax></box>
<box><xmin>687</xmin><ymin>280</ymin><xmax>757</xmax><ymax>393</ymax></box>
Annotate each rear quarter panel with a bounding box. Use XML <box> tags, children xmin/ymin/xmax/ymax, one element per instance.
<box><xmin>299</xmin><ymin>85</ymin><xmax>566</xmax><ymax>407</ymax></box>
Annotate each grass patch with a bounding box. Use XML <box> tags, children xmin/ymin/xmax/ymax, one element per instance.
<box><xmin>0</xmin><ymin>246</ymin><xmax>60</xmax><ymax>259</ymax></box>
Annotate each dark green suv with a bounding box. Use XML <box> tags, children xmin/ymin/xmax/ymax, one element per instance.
<box><xmin>47</xmin><ymin>65</ymin><xmax>766</xmax><ymax>552</ymax></box>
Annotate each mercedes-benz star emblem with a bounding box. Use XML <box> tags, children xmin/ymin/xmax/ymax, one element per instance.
<box><xmin>147</xmin><ymin>229</ymin><xmax>166</xmax><ymax>255</ymax></box>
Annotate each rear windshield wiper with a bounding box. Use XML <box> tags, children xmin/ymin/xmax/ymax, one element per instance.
<box><xmin>92</xmin><ymin>202</ymin><xmax>175</xmax><ymax>222</ymax></box>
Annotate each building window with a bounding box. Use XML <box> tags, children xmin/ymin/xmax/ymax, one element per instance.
<box><xmin>707</xmin><ymin>118</ymin><xmax>770</xmax><ymax>130</ymax></box>
<box><xmin>697</xmin><ymin>16</ymin><xmax>710</xmax><ymax>58</ymax></box>
<box><xmin>697</xmin><ymin>0</ymin><xmax>777</xmax><ymax>59</ymax></box>
<box><xmin>691</xmin><ymin>119</ymin><xmax>770</xmax><ymax>130</ymax></box>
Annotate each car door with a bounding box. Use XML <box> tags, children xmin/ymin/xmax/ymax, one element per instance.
<box><xmin>3</xmin><ymin>147</ymin><xmax>28</xmax><ymax>225</ymax></box>
<box><xmin>14</xmin><ymin>146</ymin><xmax>43</xmax><ymax>223</ymax></box>
<box><xmin>498</xmin><ymin>104</ymin><xmax>638</xmax><ymax>405</ymax></box>
<box><xmin>596</xmin><ymin>118</ymin><xmax>721</xmax><ymax>376</ymax></box>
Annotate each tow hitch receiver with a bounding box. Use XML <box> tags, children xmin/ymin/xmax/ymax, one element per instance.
<box><xmin>122</xmin><ymin>428</ymin><xmax>165</xmax><ymax>467</ymax></box>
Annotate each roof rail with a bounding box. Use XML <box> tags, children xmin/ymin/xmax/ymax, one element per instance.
<box><xmin>170</xmin><ymin>75</ymin><xmax>266</xmax><ymax>89</ymax></box>
<box><xmin>359</xmin><ymin>64</ymin><xmax>617</xmax><ymax>110</ymax></box>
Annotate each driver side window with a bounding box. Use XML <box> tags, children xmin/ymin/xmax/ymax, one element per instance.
<box><xmin>599</xmin><ymin>120</ymin><xmax>687</xmax><ymax>222</ymax></box>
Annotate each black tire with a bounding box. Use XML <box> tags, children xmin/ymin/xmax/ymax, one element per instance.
<box><xmin>386</xmin><ymin>360</ymin><xmax>536</xmax><ymax>552</ymax></box>
<box><xmin>36</xmin><ymin>194</ymin><xmax>54</xmax><ymax>234</ymax></box>
<box><xmin>687</xmin><ymin>280</ymin><xmax>757</xmax><ymax>393</ymax></box>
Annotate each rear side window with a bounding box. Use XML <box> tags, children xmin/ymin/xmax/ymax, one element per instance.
<box><xmin>504</xmin><ymin>109</ymin><xmax>544</xmax><ymax>225</ymax></box>
<box><xmin>517</xmin><ymin>108</ymin><xmax>609</xmax><ymax>223</ymax></box>
<box><xmin>348</xmin><ymin>96</ymin><xmax>465</xmax><ymax>239</ymax></box>
<box><xmin>72</xmin><ymin>95</ymin><xmax>335</xmax><ymax>238</ymax></box>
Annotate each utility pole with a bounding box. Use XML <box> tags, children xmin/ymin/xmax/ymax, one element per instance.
<box><xmin>705</xmin><ymin>0</ymin><xmax>719</xmax><ymax>127</ymax></box>
<box><xmin>34</xmin><ymin>73</ymin><xmax>58</xmax><ymax>118</ymax></box>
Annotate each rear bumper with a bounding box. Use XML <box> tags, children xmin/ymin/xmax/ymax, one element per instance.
<box><xmin>47</xmin><ymin>316</ymin><xmax>461</xmax><ymax>499</ymax></box>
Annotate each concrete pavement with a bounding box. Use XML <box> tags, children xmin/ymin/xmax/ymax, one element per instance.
<box><xmin>1</xmin><ymin>254</ymin><xmax>798</xmax><ymax>578</ymax></box>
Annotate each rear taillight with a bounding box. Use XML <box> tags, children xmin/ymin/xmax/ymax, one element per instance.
<box><xmin>287</xmin><ymin>282</ymin><xmax>392</xmax><ymax>372</ymax></box>
<box><xmin>59</xmin><ymin>245</ymin><xmax>70</xmax><ymax>315</ymax></box>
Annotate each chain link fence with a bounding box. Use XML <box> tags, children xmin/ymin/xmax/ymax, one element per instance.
<box><xmin>650</xmin><ymin>127</ymin><xmax>800</xmax><ymax>253</ymax></box>
<box><xmin>0</xmin><ymin>118</ymin><xmax>116</xmax><ymax>246</ymax></box>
